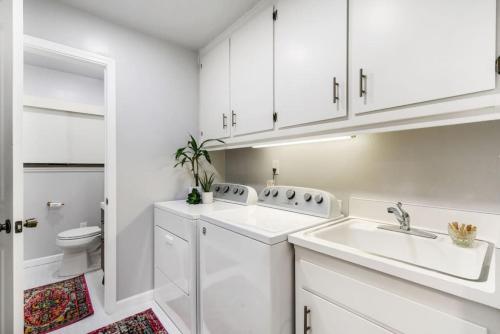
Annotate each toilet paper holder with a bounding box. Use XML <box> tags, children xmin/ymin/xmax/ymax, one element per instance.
<box><xmin>47</xmin><ymin>202</ymin><xmax>64</xmax><ymax>208</ymax></box>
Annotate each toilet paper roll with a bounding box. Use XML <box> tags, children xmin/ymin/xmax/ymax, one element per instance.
<box><xmin>47</xmin><ymin>202</ymin><xmax>64</xmax><ymax>208</ymax></box>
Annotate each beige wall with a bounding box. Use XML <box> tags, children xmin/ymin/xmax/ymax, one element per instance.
<box><xmin>223</xmin><ymin>121</ymin><xmax>500</xmax><ymax>214</ymax></box>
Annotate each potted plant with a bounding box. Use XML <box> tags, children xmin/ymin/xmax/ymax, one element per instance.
<box><xmin>174</xmin><ymin>135</ymin><xmax>223</xmax><ymax>203</ymax></box>
<box><xmin>199</xmin><ymin>171</ymin><xmax>215</xmax><ymax>204</ymax></box>
<box><xmin>186</xmin><ymin>188</ymin><xmax>202</xmax><ymax>205</ymax></box>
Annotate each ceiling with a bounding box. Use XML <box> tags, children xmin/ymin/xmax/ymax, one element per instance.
<box><xmin>57</xmin><ymin>0</ymin><xmax>261</xmax><ymax>50</ymax></box>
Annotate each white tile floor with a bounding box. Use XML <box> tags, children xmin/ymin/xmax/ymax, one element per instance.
<box><xmin>24</xmin><ymin>261</ymin><xmax>180</xmax><ymax>334</ymax></box>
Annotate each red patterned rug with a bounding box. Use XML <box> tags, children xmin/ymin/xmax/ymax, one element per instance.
<box><xmin>88</xmin><ymin>308</ymin><xmax>167</xmax><ymax>334</ymax></box>
<box><xmin>24</xmin><ymin>275</ymin><xmax>94</xmax><ymax>334</ymax></box>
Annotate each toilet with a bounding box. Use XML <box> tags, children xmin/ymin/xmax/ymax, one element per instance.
<box><xmin>56</xmin><ymin>226</ymin><xmax>102</xmax><ymax>277</ymax></box>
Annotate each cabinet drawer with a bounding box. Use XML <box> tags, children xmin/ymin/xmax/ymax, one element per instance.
<box><xmin>155</xmin><ymin>226</ymin><xmax>191</xmax><ymax>294</ymax></box>
<box><xmin>298</xmin><ymin>260</ymin><xmax>487</xmax><ymax>334</ymax></box>
<box><xmin>298</xmin><ymin>288</ymin><xmax>392</xmax><ymax>334</ymax></box>
<box><xmin>154</xmin><ymin>268</ymin><xmax>194</xmax><ymax>334</ymax></box>
<box><xmin>154</xmin><ymin>208</ymin><xmax>192</xmax><ymax>241</ymax></box>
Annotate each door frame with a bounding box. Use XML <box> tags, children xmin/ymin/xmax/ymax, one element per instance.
<box><xmin>23</xmin><ymin>35</ymin><xmax>118</xmax><ymax>314</ymax></box>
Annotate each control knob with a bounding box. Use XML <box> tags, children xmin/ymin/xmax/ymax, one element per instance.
<box><xmin>223</xmin><ymin>185</ymin><xmax>230</xmax><ymax>193</ymax></box>
<box><xmin>314</xmin><ymin>194</ymin><xmax>324</xmax><ymax>204</ymax></box>
<box><xmin>264</xmin><ymin>189</ymin><xmax>271</xmax><ymax>197</ymax></box>
<box><xmin>286</xmin><ymin>189</ymin><xmax>295</xmax><ymax>200</ymax></box>
<box><xmin>233</xmin><ymin>188</ymin><xmax>239</xmax><ymax>194</ymax></box>
<box><xmin>215</xmin><ymin>185</ymin><xmax>221</xmax><ymax>192</ymax></box>
<box><xmin>272</xmin><ymin>189</ymin><xmax>279</xmax><ymax>197</ymax></box>
<box><xmin>239</xmin><ymin>189</ymin><xmax>245</xmax><ymax>195</ymax></box>
<box><xmin>304</xmin><ymin>193</ymin><xmax>312</xmax><ymax>202</ymax></box>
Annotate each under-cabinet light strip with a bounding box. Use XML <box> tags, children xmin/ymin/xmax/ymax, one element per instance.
<box><xmin>252</xmin><ymin>135</ymin><xmax>356</xmax><ymax>148</ymax></box>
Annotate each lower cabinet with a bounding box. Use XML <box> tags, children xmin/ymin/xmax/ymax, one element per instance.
<box><xmin>295</xmin><ymin>256</ymin><xmax>488</xmax><ymax>334</ymax></box>
<box><xmin>297</xmin><ymin>288</ymin><xmax>392</xmax><ymax>334</ymax></box>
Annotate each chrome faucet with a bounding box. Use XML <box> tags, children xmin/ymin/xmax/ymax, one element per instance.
<box><xmin>387</xmin><ymin>202</ymin><xmax>410</xmax><ymax>231</ymax></box>
<box><xmin>378</xmin><ymin>202</ymin><xmax>437</xmax><ymax>239</ymax></box>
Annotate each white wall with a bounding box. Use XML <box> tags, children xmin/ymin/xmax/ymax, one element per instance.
<box><xmin>23</xmin><ymin>64</ymin><xmax>105</xmax><ymax>163</ymax></box>
<box><xmin>24</xmin><ymin>0</ymin><xmax>199</xmax><ymax>300</ymax></box>
<box><xmin>23</xmin><ymin>169</ymin><xmax>104</xmax><ymax>260</ymax></box>
<box><xmin>224</xmin><ymin>121</ymin><xmax>500</xmax><ymax>215</ymax></box>
<box><xmin>24</xmin><ymin>64</ymin><xmax>104</xmax><ymax>106</ymax></box>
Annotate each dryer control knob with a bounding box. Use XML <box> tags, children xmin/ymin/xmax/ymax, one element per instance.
<box><xmin>233</xmin><ymin>188</ymin><xmax>239</xmax><ymax>194</ymax></box>
<box><xmin>272</xmin><ymin>189</ymin><xmax>279</xmax><ymax>197</ymax></box>
<box><xmin>304</xmin><ymin>193</ymin><xmax>312</xmax><ymax>202</ymax></box>
<box><xmin>215</xmin><ymin>186</ymin><xmax>221</xmax><ymax>192</ymax></box>
<box><xmin>264</xmin><ymin>189</ymin><xmax>271</xmax><ymax>197</ymax></box>
<box><xmin>286</xmin><ymin>189</ymin><xmax>295</xmax><ymax>200</ymax></box>
<box><xmin>223</xmin><ymin>185</ymin><xmax>230</xmax><ymax>193</ymax></box>
<box><xmin>239</xmin><ymin>189</ymin><xmax>245</xmax><ymax>195</ymax></box>
<box><xmin>314</xmin><ymin>194</ymin><xmax>324</xmax><ymax>204</ymax></box>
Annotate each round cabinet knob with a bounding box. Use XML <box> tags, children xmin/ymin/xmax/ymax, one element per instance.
<box><xmin>286</xmin><ymin>189</ymin><xmax>295</xmax><ymax>200</ymax></box>
<box><xmin>223</xmin><ymin>186</ymin><xmax>230</xmax><ymax>193</ymax></box>
<box><xmin>233</xmin><ymin>188</ymin><xmax>239</xmax><ymax>194</ymax></box>
<box><xmin>264</xmin><ymin>189</ymin><xmax>271</xmax><ymax>197</ymax></box>
<box><xmin>304</xmin><ymin>193</ymin><xmax>312</xmax><ymax>202</ymax></box>
<box><xmin>272</xmin><ymin>189</ymin><xmax>279</xmax><ymax>197</ymax></box>
<box><xmin>239</xmin><ymin>189</ymin><xmax>245</xmax><ymax>195</ymax></box>
<box><xmin>314</xmin><ymin>194</ymin><xmax>324</xmax><ymax>204</ymax></box>
<box><xmin>215</xmin><ymin>186</ymin><xmax>221</xmax><ymax>192</ymax></box>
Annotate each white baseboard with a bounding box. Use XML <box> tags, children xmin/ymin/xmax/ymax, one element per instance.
<box><xmin>116</xmin><ymin>289</ymin><xmax>154</xmax><ymax>309</ymax></box>
<box><xmin>24</xmin><ymin>253</ymin><xmax>63</xmax><ymax>269</ymax></box>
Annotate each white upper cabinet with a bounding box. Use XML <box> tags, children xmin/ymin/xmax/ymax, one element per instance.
<box><xmin>350</xmin><ymin>0</ymin><xmax>497</xmax><ymax>114</ymax></box>
<box><xmin>231</xmin><ymin>6</ymin><xmax>274</xmax><ymax>136</ymax></box>
<box><xmin>275</xmin><ymin>0</ymin><xmax>348</xmax><ymax>128</ymax></box>
<box><xmin>199</xmin><ymin>39</ymin><xmax>231</xmax><ymax>140</ymax></box>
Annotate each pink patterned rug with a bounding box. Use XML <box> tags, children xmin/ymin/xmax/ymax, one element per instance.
<box><xmin>88</xmin><ymin>308</ymin><xmax>168</xmax><ymax>334</ymax></box>
<box><xmin>24</xmin><ymin>275</ymin><xmax>94</xmax><ymax>334</ymax></box>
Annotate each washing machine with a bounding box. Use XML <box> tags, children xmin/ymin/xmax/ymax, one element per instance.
<box><xmin>154</xmin><ymin>183</ymin><xmax>257</xmax><ymax>334</ymax></box>
<box><xmin>198</xmin><ymin>186</ymin><xmax>343</xmax><ymax>334</ymax></box>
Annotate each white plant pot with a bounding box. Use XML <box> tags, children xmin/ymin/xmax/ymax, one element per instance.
<box><xmin>202</xmin><ymin>192</ymin><xmax>213</xmax><ymax>204</ymax></box>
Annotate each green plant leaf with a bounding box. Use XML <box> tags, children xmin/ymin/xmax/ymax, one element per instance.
<box><xmin>202</xmin><ymin>150</ymin><xmax>212</xmax><ymax>164</ymax></box>
<box><xmin>175</xmin><ymin>147</ymin><xmax>185</xmax><ymax>160</ymax></box>
<box><xmin>189</xmin><ymin>135</ymin><xmax>198</xmax><ymax>151</ymax></box>
<box><xmin>199</xmin><ymin>170</ymin><xmax>215</xmax><ymax>192</ymax></box>
<box><xmin>200</xmin><ymin>138</ymin><xmax>225</xmax><ymax>148</ymax></box>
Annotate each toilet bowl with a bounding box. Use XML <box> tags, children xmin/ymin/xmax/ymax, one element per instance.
<box><xmin>56</xmin><ymin>226</ymin><xmax>102</xmax><ymax>277</ymax></box>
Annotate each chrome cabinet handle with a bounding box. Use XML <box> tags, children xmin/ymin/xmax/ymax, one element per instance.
<box><xmin>231</xmin><ymin>110</ymin><xmax>236</xmax><ymax>126</ymax></box>
<box><xmin>359</xmin><ymin>68</ymin><xmax>367</xmax><ymax>97</ymax></box>
<box><xmin>333</xmin><ymin>77</ymin><xmax>340</xmax><ymax>103</ymax></box>
<box><xmin>303</xmin><ymin>306</ymin><xmax>311</xmax><ymax>333</ymax></box>
<box><xmin>222</xmin><ymin>114</ymin><xmax>227</xmax><ymax>128</ymax></box>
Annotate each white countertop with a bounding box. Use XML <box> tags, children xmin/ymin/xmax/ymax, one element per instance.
<box><xmin>154</xmin><ymin>200</ymin><xmax>247</xmax><ymax>220</ymax></box>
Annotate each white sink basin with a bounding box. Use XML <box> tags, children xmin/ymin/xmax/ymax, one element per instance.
<box><xmin>302</xmin><ymin>219</ymin><xmax>493</xmax><ymax>281</ymax></box>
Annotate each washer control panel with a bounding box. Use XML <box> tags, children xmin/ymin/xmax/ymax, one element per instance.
<box><xmin>211</xmin><ymin>183</ymin><xmax>258</xmax><ymax>205</ymax></box>
<box><xmin>258</xmin><ymin>186</ymin><xmax>342</xmax><ymax>218</ymax></box>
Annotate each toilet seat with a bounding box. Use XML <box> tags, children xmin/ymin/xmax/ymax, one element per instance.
<box><xmin>57</xmin><ymin>226</ymin><xmax>101</xmax><ymax>240</ymax></box>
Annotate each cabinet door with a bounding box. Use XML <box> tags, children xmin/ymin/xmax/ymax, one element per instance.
<box><xmin>350</xmin><ymin>0</ymin><xmax>496</xmax><ymax>114</ymax></box>
<box><xmin>297</xmin><ymin>289</ymin><xmax>393</xmax><ymax>334</ymax></box>
<box><xmin>199</xmin><ymin>39</ymin><xmax>231</xmax><ymax>139</ymax></box>
<box><xmin>231</xmin><ymin>6</ymin><xmax>274</xmax><ymax>136</ymax></box>
<box><xmin>275</xmin><ymin>0</ymin><xmax>347</xmax><ymax>128</ymax></box>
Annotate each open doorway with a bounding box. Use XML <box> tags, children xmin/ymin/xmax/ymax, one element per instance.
<box><xmin>21</xmin><ymin>36</ymin><xmax>117</xmax><ymax>331</ymax></box>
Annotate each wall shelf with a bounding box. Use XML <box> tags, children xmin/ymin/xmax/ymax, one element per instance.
<box><xmin>24</xmin><ymin>94</ymin><xmax>104</xmax><ymax>116</ymax></box>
